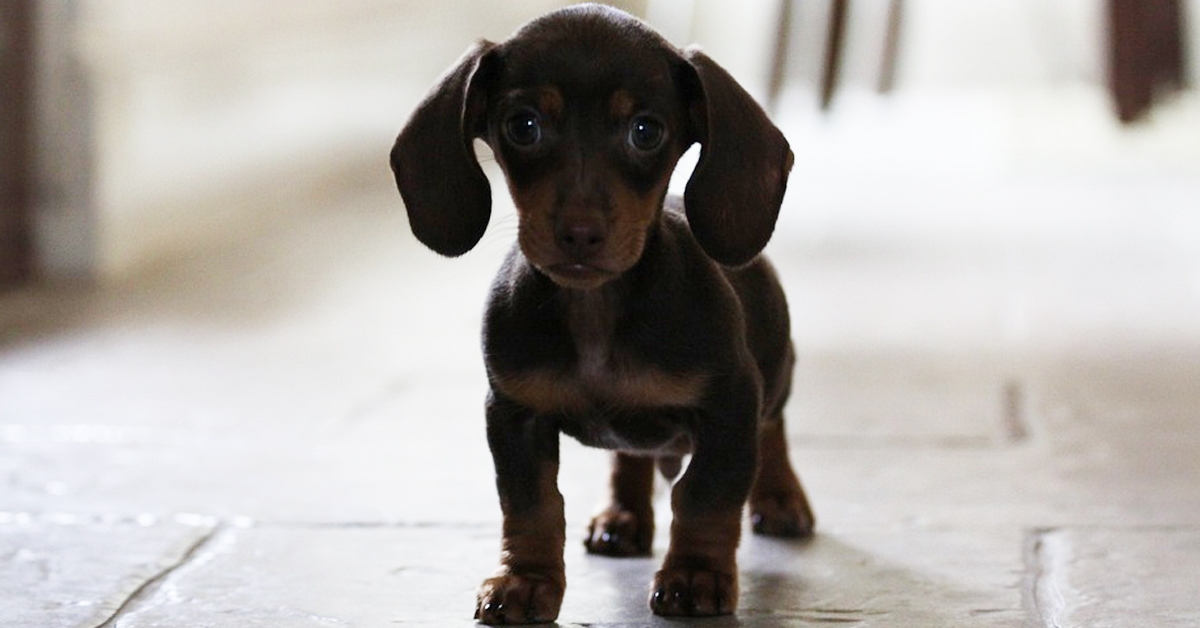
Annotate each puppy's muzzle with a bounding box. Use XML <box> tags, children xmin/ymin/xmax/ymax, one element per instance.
<box><xmin>555</xmin><ymin>212</ymin><xmax>608</xmax><ymax>262</ymax></box>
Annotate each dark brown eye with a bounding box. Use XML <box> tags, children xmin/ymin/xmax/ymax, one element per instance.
<box><xmin>504</xmin><ymin>109</ymin><xmax>542</xmax><ymax>146</ymax></box>
<box><xmin>628</xmin><ymin>116</ymin><xmax>665</xmax><ymax>151</ymax></box>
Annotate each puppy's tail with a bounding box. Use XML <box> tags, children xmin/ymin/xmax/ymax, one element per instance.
<box><xmin>656</xmin><ymin>455</ymin><xmax>684</xmax><ymax>481</ymax></box>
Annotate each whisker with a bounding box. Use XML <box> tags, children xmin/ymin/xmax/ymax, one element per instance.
<box><xmin>479</xmin><ymin>215</ymin><xmax>520</xmax><ymax>251</ymax></box>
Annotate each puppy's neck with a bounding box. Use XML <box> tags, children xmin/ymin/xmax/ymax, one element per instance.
<box><xmin>546</xmin><ymin>216</ymin><xmax>666</xmax><ymax>374</ymax></box>
<box><xmin>563</xmin><ymin>282</ymin><xmax>623</xmax><ymax>378</ymax></box>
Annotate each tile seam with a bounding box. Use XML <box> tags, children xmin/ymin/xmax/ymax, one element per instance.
<box><xmin>1024</xmin><ymin>527</ymin><xmax>1066</xmax><ymax>628</ymax></box>
<box><xmin>90</xmin><ymin>524</ymin><xmax>223</xmax><ymax>628</ymax></box>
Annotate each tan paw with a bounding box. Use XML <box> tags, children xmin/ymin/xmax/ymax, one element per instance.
<box><xmin>750</xmin><ymin>490</ymin><xmax>815</xmax><ymax>538</ymax></box>
<box><xmin>585</xmin><ymin>506</ymin><xmax>653</xmax><ymax>557</ymax></box>
<box><xmin>649</xmin><ymin>566</ymin><xmax>737</xmax><ymax>616</ymax></box>
<box><xmin>475</xmin><ymin>569</ymin><xmax>563</xmax><ymax>625</ymax></box>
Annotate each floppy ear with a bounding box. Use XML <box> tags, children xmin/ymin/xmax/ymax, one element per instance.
<box><xmin>390</xmin><ymin>41</ymin><xmax>498</xmax><ymax>257</ymax></box>
<box><xmin>680</xmin><ymin>48</ymin><xmax>794</xmax><ymax>267</ymax></box>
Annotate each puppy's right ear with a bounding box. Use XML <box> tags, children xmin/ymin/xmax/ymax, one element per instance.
<box><xmin>391</xmin><ymin>41</ymin><xmax>498</xmax><ymax>257</ymax></box>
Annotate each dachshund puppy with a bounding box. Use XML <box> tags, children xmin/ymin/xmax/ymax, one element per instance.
<box><xmin>391</xmin><ymin>4</ymin><xmax>813</xmax><ymax>623</ymax></box>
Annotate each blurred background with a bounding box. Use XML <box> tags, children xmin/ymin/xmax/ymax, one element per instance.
<box><xmin>2</xmin><ymin>0</ymin><xmax>1197</xmax><ymax>287</ymax></box>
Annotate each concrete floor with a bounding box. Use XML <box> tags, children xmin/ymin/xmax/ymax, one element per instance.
<box><xmin>4</xmin><ymin>86</ymin><xmax>1200</xmax><ymax>626</ymax></box>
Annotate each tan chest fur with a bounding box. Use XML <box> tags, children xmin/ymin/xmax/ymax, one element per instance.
<box><xmin>494</xmin><ymin>291</ymin><xmax>708</xmax><ymax>415</ymax></box>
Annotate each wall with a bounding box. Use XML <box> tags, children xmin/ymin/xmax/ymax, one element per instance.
<box><xmin>32</xmin><ymin>0</ymin><xmax>581</xmax><ymax>281</ymax></box>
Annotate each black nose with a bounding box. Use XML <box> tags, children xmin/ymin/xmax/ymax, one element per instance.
<box><xmin>556</xmin><ymin>219</ymin><xmax>606</xmax><ymax>260</ymax></box>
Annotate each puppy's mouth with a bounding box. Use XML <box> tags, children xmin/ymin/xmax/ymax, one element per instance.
<box><xmin>542</xmin><ymin>262</ymin><xmax>617</xmax><ymax>289</ymax></box>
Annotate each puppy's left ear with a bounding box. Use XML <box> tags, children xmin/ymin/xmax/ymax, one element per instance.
<box><xmin>391</xmin><ymin>41</ymin><xmax>498</xmax><ymax>257</ymax></box>
<box><xmin>679</xmin><ymin>48</ymin><xmax>794</xmax><ymax>267</ymax></box>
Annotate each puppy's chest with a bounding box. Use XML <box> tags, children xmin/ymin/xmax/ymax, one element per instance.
<box><xmin>495</xmin><ymin>298</ymin><xmax>707</xmax><ymax>416</ymax></box>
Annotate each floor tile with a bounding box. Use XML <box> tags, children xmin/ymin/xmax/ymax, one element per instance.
<box><xmin>1032</xmin><ymin>527</ymin><xmax>1200</xmax><ymax>628</ymax></box>
<box><xmin>86</xmin><ymin>521</ymin><xmax>1030</xmax><ymax>628</ymax></box>
<box><xmin>0</xmin><ymin>516</ymin><xmax>216</xmax><ymax>628</ymax></box>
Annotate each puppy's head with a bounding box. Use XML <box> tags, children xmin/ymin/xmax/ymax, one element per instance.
<box><xmin>392</xmin><ymin>4</ymin><xmax>793</xmax><ymax>288</ymax></box>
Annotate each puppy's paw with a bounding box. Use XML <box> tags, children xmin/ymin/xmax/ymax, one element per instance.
<box><xmin>750</xmin><ymin>489</ymin><xmax>816</xmax><ymax>538</ymax></box>
<box><xmin>585</xmin><ymin>506</ymin><xmax>653</xmax><ymax>557</ymax></box>
<box><xmin>475</xmin><ymin>569</ymin><xmax>564</xmax><ymax>625</ymax></box>
<box><xmin>649</xmin><ymin>566</ymin><xmax>737</xmax><ymax>617</ymax></box>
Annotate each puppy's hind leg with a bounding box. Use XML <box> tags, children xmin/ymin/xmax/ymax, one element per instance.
<box><xmin>749</xmin><ymin>416</ymin><xmax>815</xmax><ymax>538</ymax></box>
<box><xmin>585</xmin><ymin>453</ymin><xmax>655</xmax><ymax>556</ymax></box>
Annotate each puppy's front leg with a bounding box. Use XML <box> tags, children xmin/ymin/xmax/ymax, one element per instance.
<box><xmin>476</xmin><ymin>393</ymin><xmax>566</xmax><ymax>625</ymax></box>
<box><xmin>650</xmin><ymin>381</ymin><xmax>758</xmax><ymax>617</ymax></box>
